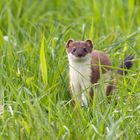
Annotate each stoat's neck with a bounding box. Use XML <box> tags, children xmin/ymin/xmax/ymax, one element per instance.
<box><xmin>68</xmin><ymin>54</ymin><xmax>92</xmax><ymax>81</ymax></box>
<box><xmin>68</xmin><ymin>54</ymin><xmax>92</xmax><ymax>68</ymax></box>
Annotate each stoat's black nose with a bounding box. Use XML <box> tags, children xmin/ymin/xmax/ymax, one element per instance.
<box><xmin>77</xmin><ymin>53</ymin><xmax>83</xmax><ymax>57</ymax></box>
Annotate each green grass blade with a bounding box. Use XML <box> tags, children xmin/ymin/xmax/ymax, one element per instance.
<box><xmin>40</xmin><ymin>34</ymin><xmax>48</xmax><ymax>86</ymax></box>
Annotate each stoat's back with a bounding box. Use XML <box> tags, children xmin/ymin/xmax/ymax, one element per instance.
<box><xmin>91</xmin><ymin>50</ymin><xmax>112</xmax><ymax>83</ymax></box>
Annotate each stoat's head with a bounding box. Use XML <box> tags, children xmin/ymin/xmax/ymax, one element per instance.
<box><xmin>66</xmin><ymin>39</ymin><xmax>93</xmax><ymax>62</ymax></box>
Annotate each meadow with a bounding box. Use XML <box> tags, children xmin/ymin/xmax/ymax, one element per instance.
<box><xmin>0</xmin><ymin>0</ymin><xmax>140</xmax><ymax>139</ymax></box>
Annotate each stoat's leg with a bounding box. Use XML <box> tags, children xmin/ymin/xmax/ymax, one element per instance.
<box><xmin>81</xmin><ymin>81</ymin><xmax>91</xmax><ymax>107</ymax></box>
<box><xmin>81</xmin><ymin>93</ymin><xmax>88</xmax><ymax>107</ymax></box>
<box><xmin>70</xmin><ymin>82</ymin><xmax>82</xmax><ymax>105</ymax></box>
<box><xmin>106</xmin><ymin>81</ymin><xmax>116</xmax><ymax>96</ymax></box>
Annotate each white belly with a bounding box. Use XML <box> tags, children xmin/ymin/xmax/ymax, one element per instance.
<box><xmin>69</xmin><ymin>60</ymin><xmax>92</xmax><ymax>106</ymax></box>
<box><xmin>70</xmin><ymin>65</ymin><xmax>91</xmax><ymax>92</ymax></box>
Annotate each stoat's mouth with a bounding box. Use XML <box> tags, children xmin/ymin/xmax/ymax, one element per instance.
<box><xmin>74</xmin><ymin>53</ymin><xmax>86</xmax><ymax>58</ymax></box>
<box><xmin>68</xmin><ymin>53</ymin><xmax>91</xmax><ymax>62</ymax></box>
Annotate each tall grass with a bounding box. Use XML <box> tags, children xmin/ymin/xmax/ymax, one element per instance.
<box><xmin>0</xmin><ymin>0</ymin><xmax>140</xmax><ymax>139</ymax></box>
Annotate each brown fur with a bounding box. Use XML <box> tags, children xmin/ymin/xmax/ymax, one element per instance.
<box><xmin>90</xmin><ymin>50</ymin><xmax>113</xmax><ymax>97</ymax></box>
<box><xmin>91</xmin><ymin>50</ymin><xmax>112</xmax><ymax>83</ymax></box>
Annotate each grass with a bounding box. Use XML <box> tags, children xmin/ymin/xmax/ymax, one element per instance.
<box><xmin>0</xmin><ymin>0</ymin><xmax>140</xmax><ymax>139</ymax></box>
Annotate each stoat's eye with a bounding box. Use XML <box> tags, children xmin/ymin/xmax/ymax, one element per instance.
<box><xmin>83</xmin><ymin>47</ymin><xmax>88</xmax><ymax>52</ymax></box>
<box><xmin>72</xmin><ymin>48</ymin><xmax>76</xmax><ymax>53</ymax></box>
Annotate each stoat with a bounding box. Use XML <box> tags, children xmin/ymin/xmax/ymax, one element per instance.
<box><xmin>66</xmin><ymin>39</ymin><xmax>133</xmax><ymax>106</ymax></box>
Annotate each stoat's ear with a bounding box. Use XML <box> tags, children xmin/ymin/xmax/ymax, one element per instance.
<box><xmin>85</xmin><ymin>40</ymin><xmax>93</xmax><ymax>48</ymax></box>
<box><xmin>66</xmin><ymin>39</ymin><xmax>74</xmax><ymax>48</ymax></box>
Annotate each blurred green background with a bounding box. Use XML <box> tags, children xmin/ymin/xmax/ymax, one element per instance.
<box><xmin>0</xmin><ymin>0</ymin><xmax>140</xmax><ymax>139</ymax></box>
